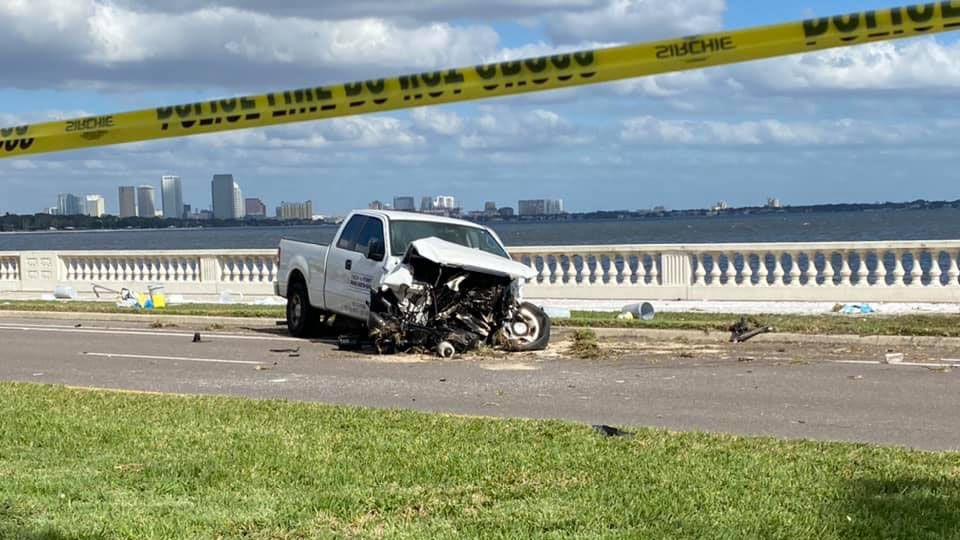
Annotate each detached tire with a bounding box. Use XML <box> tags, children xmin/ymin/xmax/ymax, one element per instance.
<box><xmin>506</xmin><ymin>302</ymin><xmax>551</xmax><ymax>352</ymax></box>
<box><xmin>286</xmin><ymin>280</ymin><xmax>320</xmax><ymax>338</ymax></box>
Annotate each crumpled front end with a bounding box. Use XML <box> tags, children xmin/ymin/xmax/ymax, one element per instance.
<box><xmin>368</xmin><ymin>238</ymin><xmax>550</xmax><ymax>357</ymax></box>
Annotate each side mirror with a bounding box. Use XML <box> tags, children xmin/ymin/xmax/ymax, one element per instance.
<box><xmin>366</xmin><ymin>239</ymin><xmax>385</xmax><ymax>262</ymax></box>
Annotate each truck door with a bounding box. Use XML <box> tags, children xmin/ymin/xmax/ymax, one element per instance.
<box><xmin>324</xmin><ymin>215</ymin><xmax>388</xmax><ymax>319</ymax></box>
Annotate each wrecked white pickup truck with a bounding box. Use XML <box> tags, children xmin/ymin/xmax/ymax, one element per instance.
<box><xmin>276</xmin><ymin>210</ymin><xmax>550</xmax><ymax>356</ymax></box>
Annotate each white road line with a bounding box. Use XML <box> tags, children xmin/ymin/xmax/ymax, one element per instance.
<box><xmin>81</xmin><ymin>352</ymin><xmax>262</xmax><ymax>365</ymax></box>
<box><xmin>0</xmin><ymin>323</ymin><xmax>302</xmax><ymax>342</ymax></box>
<box><xmin>833</xmin><ymin>360</ymin><xmax>959</xmax><ymax>369</ymax></box>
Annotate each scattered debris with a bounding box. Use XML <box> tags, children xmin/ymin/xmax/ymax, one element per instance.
<box><xmin>848</xmin><ymin>375</ymin><xmax>864</xmax><ymax>380</ymax></box>
<box><xmin>367</xmin><ymin>238</ymin><xmax>550</xmax><ymax>358</ymax></box>
<box><xmin>53</xmin><ymin>286</ymin><xmax>78</xmax><ymax>300</ymax></box>
<box><xmin>592</xmin><ymin>424</ymin><xmax>632</xmax><ymax>438</ymax></box>
<box><xmin>337</xmin><ymin>335</ymin><xmax>363</xmax><ymax>351</ymax></box>
<box><xmin>927</xmin><ymin>366</ymin><xmax>953</xmax><ymax>373</ymax></box>
<box><xmin>840</xmin><ymin>303</ymin><xmax>876</xmax><ymax>315</ymax></box>
<box><xmin>729</xmin><ymin>317</ymin><xmax>774</xmax><ymax>343</ymax></box>
<box><xmin>204</xmin><ymin>323</ymin><xmax>225</xmax><ymax>331</ymax></box>
<box><xmin>884</xmin><ymin>353</ymin><xmax>905</xmax><ymax>365</ymax></box>
<box><xmin>254</xmin><ymin>365</ymin><xmax>270</xmax><ymax>371</ymax></box>
<box><xmin>570</xmin><ymin>329</ymin><xmax>603</xmax><ymax>359</ymax></box>
<box><xmin>679</xmin><ymin>351</ymin><xmax>696</xmax><ymax>359</ymax></box>
<box><xmin>192</xmin><ymin>332</ymin><xmax>202</xmax><ymax>343</ymax></box>
<box><xmin>621</xmin><ymin>302</ymin><xmax>655</xmax><ymax>321</ymax></box>
<box><xmin>269</xmin><ymin>347</ymin><xmax>301</xmax><ymax>354</ymax></box>
<box><xmin>149</xmin><ymin>321</ymin><xmax>177</xmax><ymax>329</ymax></box>
<box><xmin>74</xmin><ymin>323</ymin><xmax>82</xmax><ymax>328</ymax></box>
<box><xmin>737</xmin><ymin>356</ymin><xmax>756</xmax><ymax>363</ymax></box>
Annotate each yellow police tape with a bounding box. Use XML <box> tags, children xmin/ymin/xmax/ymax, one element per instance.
<box><xmin>2</xmin><ymin>2</ymin><xmax>960</xmax><ymax>159</ymax></box>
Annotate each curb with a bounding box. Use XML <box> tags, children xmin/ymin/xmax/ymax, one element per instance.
<box><xmin>0</xmin><ymin>310</ymin><xmax>282</xmax><ymax>328</ymax></box>
<box><xmin>2</xmin><ymin>309</ymin><xmax>957</xmax><ymax>348</ymax></box>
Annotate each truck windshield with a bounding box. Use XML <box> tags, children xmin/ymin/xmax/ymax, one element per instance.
<box><xmin>390</xmin><ymin>221</ymin><xmax>508</xmax><ymax>258</ymax></box>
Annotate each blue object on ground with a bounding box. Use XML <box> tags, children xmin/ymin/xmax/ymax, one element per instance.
<box><xmin>841</xmin><ymin>304</ymin><xmax>875</xmax><ymax>315</ymax></box>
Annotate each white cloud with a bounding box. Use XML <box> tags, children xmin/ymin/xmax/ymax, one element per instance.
<box><xmin>411</xmin><ymin>108</ymin><xmax>465</xmax><ymax>136</ymax></box>
<box><xmin>545</xmin><ymin>0</ymin><xmax>725</xmax><ymax>44</ymax></box>
<box><xmin>619</xmin><ymin>116</ymin><xmax>930</xmax><ymax>146</ymax></box>
<box><xmin>0</xmin><ymin>1</ymin><xmax>500</xmax><ymax>88</ymax></box>
<box><xmin>459</xmin><ymin>108</ymin><xmax>590</xmax><ymax>151</ymax></box>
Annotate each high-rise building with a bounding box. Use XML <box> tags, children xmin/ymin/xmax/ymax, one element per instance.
<box><xmin>420</xmin><ymin>197</ymin><xmax>434</xmax><ymax>211</ymax></box>
<box><xmin>518</xmin><ymin>199</ymin><xmax>564</xmax><ymax>216</ymax></box>
<box><xmin>484</xmin><ymin>201</ymin><xmax>497</xmax><ymax>214</ymax></box>
<box><xmin>137</xmin><ymin>186</ymin><xmax>157</xmax><ymax>218</ymax></box>
<box><xmin>245</xmin><ymin>198</ymin><xmax>267</xmax><ymax>218</ymax></box>
<box><xmin>211</xmin><ymin>174</ymin><xmax>244</xmax><ymax>220</ymax></box>
<box><xmin>276</xmin><ymin>200</ymin><xmax>314</xmax><ymax>220</ymax></box>
<box><xmin>161</xmin><ymin>175</ymin><xmax>184</xmax><ymax>219</ymax></box>
<box><xmin>393</xmin><ymin>196</ymin><xmax>416</xmax><ymax>211</ymax></box>
<box><xmin>118</xmin><ymin>186</ymin><xmax>137</xmax><ymax>218</ymax></box>
<box><xmin>433</xmin><ymin>195</ymin><xmax>456</xmax><ymax>210</ymax></box>
<box><xmin>369</xmin><ymin>200</ymin><xmax>385</xmax><ymax>210</ymax></box>
<box><xmin>56</xmin><ymin>193</ymin><xmax>85</xmax><ymax>216</ymax></box>
<box><xmin>84</xmin><ymin>195</ymin><xmax>106</xmax><ymax>217</ymax></box>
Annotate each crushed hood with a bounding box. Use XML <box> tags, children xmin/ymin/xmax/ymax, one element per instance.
<box><xmin>405</xmin><ymin>237</ymin><xmax>536</xmax><ymax>280</ymax></box>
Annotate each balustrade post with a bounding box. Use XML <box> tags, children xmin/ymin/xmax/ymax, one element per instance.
<box><xmin>909</xmin><ymin>251</ymin><xmax>924</xmax><ymax>287</ymax></box>
<box><xmin>839</xmin><ymin>252</ymin><xmax>853</xmax><ymax>287</ymax></box>
<box><xmin>692</xmin><ymin>255</ymin><xmax>705</xmax><ymax>286</ymax></box>
<box><xmin>856</xmin><ymin>251</ymin><xmax>870</xmax><ymax>286</ymax></box>
<box><xmin>756</xmin><ymin>253</ymin><xmax>769</xmax><ymax>286</ymax></box>
<box><xmin>708</xmin><ymin>253</ymin><xmax>722</xmax><ymax>287</ymax></box>
<box><xmin>892</xmin><ymin>251</ymin><xmax>906</xmax><ymax>287</ymax></box>
<box><xmin>789</xmin><ymin>252</ymin><xmax>802</xmax><ymax>287</ymax></box>
<box><xmin>725</xmin><ymin>253</ymin><xmax>739</xmax><ymax>286</ymax></box>
<box><xmin>743</xmin><ymin>253</ymin><xmax>756</xmax><ymax>287</ymax></box>
<box><xmin>772</xmin><ymin>254</ymin><xmax>785</xmax><ymax>286</ymax></box>
<box><xmin>948</xmin><ymin>253</ymin><xmax>960</xmax><ymax>287</ymax></box>
<box><xmin>821</xmin><ymin>252</ymin><xmax>835</xmax><ymax>287</ymax></box>
<box><xmin>929</xmin><ymin>252</ymin><xmax>943</xmax><ymax>287</ymax></box>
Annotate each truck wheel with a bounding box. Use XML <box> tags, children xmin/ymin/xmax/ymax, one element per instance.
<box><xmin>286</xmin><ymin>281</ymin><xmax>320</xmax><ymax>338</ymax></box>
<box><xmin>505</xmin><ymin>302</ymin><xmax>551</xmax><ymax>352</ymax></box>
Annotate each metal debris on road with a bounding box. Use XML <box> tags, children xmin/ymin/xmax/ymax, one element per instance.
<box><xmin>729</xmin><ymin>317</ymin><xmax>774</xmax><ymax>343</ymax></box>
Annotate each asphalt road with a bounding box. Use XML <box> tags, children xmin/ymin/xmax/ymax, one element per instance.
<box><xmin>0</xmin><ymin>316</ymin><xmax>957</xmax><ymax>451</ymax></box>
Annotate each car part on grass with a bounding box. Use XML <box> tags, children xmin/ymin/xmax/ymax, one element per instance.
<box><xmin>622</xmin><ymin>302</ymin><xmax>656</xmax><ymax>321</ymax></box>
<box><xmin>729</xmin><ymin>317</ymin><xmax>774</xmax><ymax>343</ymax></box>
<box><xmin>592</xmin><ymin>425</ymin><xmax>632</xmax><ymax>438</ymax></box>
<box><xmin>368</xmin><ymin>238</ymin><xmax>551</xmax><ymax>358</ymax></box>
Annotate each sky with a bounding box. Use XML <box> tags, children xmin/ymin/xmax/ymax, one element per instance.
<box><xmin>2</xmin><ymin>0</ymin><xmax>960</xmax><ymax>216</ymax></box>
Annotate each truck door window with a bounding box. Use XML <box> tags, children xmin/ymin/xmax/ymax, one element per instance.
<box><xmin>354</xmin><ymin>217</ymin><xmax>385</xmax><ymax>254</ymax></box>
<box><xmin>336</xmin><ymin>216</ymin><xmax>368</xmax><ymax>252</ymax></box>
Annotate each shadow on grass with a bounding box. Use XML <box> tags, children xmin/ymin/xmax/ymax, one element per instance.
<box><xmin>842</xmin><ymin>477</ymin><xmax>960</xmax><ymax>539</ymax></box>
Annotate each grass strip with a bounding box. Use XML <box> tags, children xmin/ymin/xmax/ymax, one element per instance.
<box><xmin>1</xmin><ymin>383</ymin><xmax>959</xmax><ymax>539</ymax></box>
<box><xmin>2</xmin><ymin>300</ymin><xmax>960</xmax><ymax>337</ymax></box>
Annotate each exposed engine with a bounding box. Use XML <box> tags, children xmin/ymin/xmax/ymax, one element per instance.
<box><xmin>368</xmin><ymin>243</ymin><xmax>550</xmax><ymax>358</ymax></box>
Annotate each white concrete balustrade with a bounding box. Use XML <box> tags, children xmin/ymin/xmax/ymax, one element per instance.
<box><xmin>1</xmin><ymin>242</ymin><xmax>959</xmax><ymax>303</ymax></box>
<box><xmin>509</xmin><ymin>241</ymin><xmax>960</xmax><ymax>302</ymax></box>
<box><xmin>0</xmin><ymin>250</ymin><xmax>277</xmax><ymax>301</ymax></box>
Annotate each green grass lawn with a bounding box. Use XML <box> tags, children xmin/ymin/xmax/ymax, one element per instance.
<box><xmin>2</xmin><ymin>300</ymin><xmax>960</xmax><ymax>337</ymax></box>
<box><xmin>1</xmin><ymin>383</ymin><xmax>958</xmax><ymax>539</ymax></box>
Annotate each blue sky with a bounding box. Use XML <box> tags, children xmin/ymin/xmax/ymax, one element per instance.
<box><xmin>2</xmin><ymin>1</ymin><xmax>960</xmax><ymax>216</ymax></box>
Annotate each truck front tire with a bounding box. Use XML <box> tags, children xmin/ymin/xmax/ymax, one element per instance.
<box><xmin>287</xmin><ymin>281</ymin><xmax>320</xmax><ymax>338</ymax></box>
